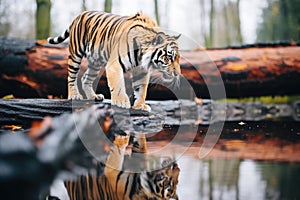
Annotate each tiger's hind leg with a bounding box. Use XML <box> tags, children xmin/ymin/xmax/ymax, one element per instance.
<box><xmin>81</xmin><ymin>65</ymin><xmax>104</xmax><ymax>101</ymax></box>
<box><xmin>67</xmin><ymin>55</ymin><xmax>83</xmax><ymax>100</ymax></box>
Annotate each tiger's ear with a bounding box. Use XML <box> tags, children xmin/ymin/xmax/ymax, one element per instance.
<box><xmin>152</xmin><ymin>32</ymin><xmax>165</xmax><ymax>45</ymax></box>
<box><xmin>173</xmin><ymin>34</ymin><xmax>181</xmax><ymax>40</ymax></box>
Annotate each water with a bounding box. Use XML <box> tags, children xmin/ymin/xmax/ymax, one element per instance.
<box><xmin>178</xmin><ymin>157</ymin><xmax>300</xmax><ymax>200</ymax></box>
<box><xmin>1</xmin><ymin>100</ymin><xmax>299</xmax><ymax>199</ymax></box>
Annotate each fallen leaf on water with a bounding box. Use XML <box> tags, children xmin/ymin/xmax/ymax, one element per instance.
<box><xmin>36</xmin><ymin>39</ymin><xmax>48</xmax><ymax>45</ymax></box>
<box><xmin>2</xmin><ymin>94</ymin><xmax>14</xmax><ymax>100</ymax></box>
<box><xmin>3</xmin><ymin>125</ymin><xmax>22</xmax><ymax>131</ymax></box>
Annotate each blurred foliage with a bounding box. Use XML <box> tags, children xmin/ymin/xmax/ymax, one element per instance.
<box><xmin>257</xmin><ymin>0</ymin><xmax>300</xmax><ymax>43</ymax></box>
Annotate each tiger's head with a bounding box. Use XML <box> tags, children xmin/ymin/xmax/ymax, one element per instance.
<box><xmin>150</xmin><ymin>32</ymin><xmax>181</xmax><ymax>88</ymax></box>
<box><xmin>146</xmin><ymin>160</ymin><xmax>180</xmax><ymax>200</ymax></box>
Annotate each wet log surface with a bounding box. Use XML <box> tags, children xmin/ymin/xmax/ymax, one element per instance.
<box><xmin>0</xmin><ymin>98</ymin><xmax>299</xmax><ymax>128</ymax></box>
<box><xmin>1</xmin><ymin>37</ymin><xmax>300</xmax><ymax>99</ymax></box>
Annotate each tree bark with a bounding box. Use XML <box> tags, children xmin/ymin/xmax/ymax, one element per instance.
<box><xmin>0</xmin><ymin>37</ymin><xmax>300</xmax><ymax>99</ymax></box>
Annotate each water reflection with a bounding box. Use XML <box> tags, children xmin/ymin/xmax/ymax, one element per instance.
<box><xmin>178</xmin><ymin>157</ymin><xmax>300</xmax><ymax>200</ymax></box>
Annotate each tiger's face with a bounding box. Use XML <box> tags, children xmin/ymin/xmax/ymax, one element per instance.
<box><xmin>150</xmin><ymin>32</ymin><xmax>181</xmax><ymax>88</ymax></box>
<box><xmin>148</xmin><ymin>161</ymin><xmax>180</xmax><ymax>200</ymax></box>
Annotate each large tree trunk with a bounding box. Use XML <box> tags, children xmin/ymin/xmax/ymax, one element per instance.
<box><xmin>0</xmin><ymin>37</ymin><xmax>300</xmax><ymax>99</ymax></box>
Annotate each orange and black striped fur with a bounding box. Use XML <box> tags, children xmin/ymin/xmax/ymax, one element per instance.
<box><xmin>48</xmin><ymin>11</ymin><xmax>181</xmax><ymax>111</ymax></box>
<box><xmin>49</xmin><ymin>134</ymin><xmax>180</xmax><ymax>200</ymax></box>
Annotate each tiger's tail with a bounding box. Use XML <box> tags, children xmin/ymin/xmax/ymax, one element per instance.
<box><xmin>47</xmin><ymin>28</ymin><xmax>70</xmax><ymax>44</ymax></box>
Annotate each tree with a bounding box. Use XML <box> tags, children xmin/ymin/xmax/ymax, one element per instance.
<box><xmin>104</xmin><ymin>0</ymin><xmax>112</xmax><ymax>13</ymax></box>
<box><xmin>36</xmin><ymin>0</ymin><xmax>51</xmax><ymax>40</ymax></box>
<box><xmin>0</xmin><ymin>0</ymin><xmax>11</xmax><ymax>36</ymax></box>
<box><xmin>208</xmin><ymin>0</ymin><xmax>214</xmax><ymax>48</ymax></box>
<box><xmin>236</xmin><ymin>0</ymin><xmax>243</xmax><ymax>44</ymax></box>
<box><xmin>154</xmin><ymin>0</ymin><xmax>160</xmax><ymax>26</ymax></box>
<box><xmin>82</xmin><ymin>0</ymin><xmax>87</xmax><ymax>11</ymax></box>
<box><xmin>199</xmin><ymin>0</ymin><xmax>243</xmax><ymax>48</ymax></box>
<box><xmin>222</xmin><ymin>0</ymin><xmax>243</xmax><ymax>46</ymax></box>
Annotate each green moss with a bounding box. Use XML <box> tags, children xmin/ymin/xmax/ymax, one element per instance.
<box><xmin>218</xmin><ymin>95</ymin><xmax>300</xmax><ymax>104</ymax></box>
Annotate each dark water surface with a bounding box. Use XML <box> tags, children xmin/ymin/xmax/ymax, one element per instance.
<box><xmin>1</xmin><ymin>100</ymin><xmax>300</xmax><ymax>200</ymax></box>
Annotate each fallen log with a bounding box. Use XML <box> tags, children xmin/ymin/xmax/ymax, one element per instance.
<box><xmin>0</xmin><ymin>99</ymin><xmax>298</xmax><ymax>129</ymax></box>
<box><xmin>0</xmin><ymin>37</ymin><xmax>300</xmax><ymax>99</ymax></box>
<box><xmin>0</xmin><ymin>99</ymin><xmax>200</xmax><ymax>131</ymax></box>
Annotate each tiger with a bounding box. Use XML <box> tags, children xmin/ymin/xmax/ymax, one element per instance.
<box><xmin>47</xmin><ymin>11</ymin><xmax>181</xmax><ymax>112</ymax></box>
<box><xmin>48</xmin><ymin>133</ymin><xmax>180</xmax><ymax>200</ymax></box>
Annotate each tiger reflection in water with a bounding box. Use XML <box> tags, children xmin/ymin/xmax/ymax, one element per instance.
<box><xmin>48</xmin><ymin>133</ymin><xmax>180</xmax><ymax>200</ymax></box>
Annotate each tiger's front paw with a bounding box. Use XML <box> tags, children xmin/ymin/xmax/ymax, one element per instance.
<box><xmin>132</xmin><ymin>104</ymin><xmax>151</xmax><ymax>112</ymax></box>
<box><xmin>95</xmin><ymin>94</ymin><xmax>105</xmax><ymax>101</ymax></box>
<box><xmin>111</xmin><ymin>93</ymin><xmax>130</xmax><ymax>109</ymax></box>
<box><xmin>68</xmin><ymin>94</ymin><xmax>83</xmax><ymax>100</ymax></box>
<box><xmin>87</xmin><ymin>94</ymin><xmax>104</xmax><ymax>101</ymax></box>
<box><xmin>83</xmin><ymin>88</ymin><xmax>105</xmax><ymax>101</ymax></box>
<box><xmin>114</xmin><ymin>134</ymin><xmax>130</xmax><ymax>149</ymax></box>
